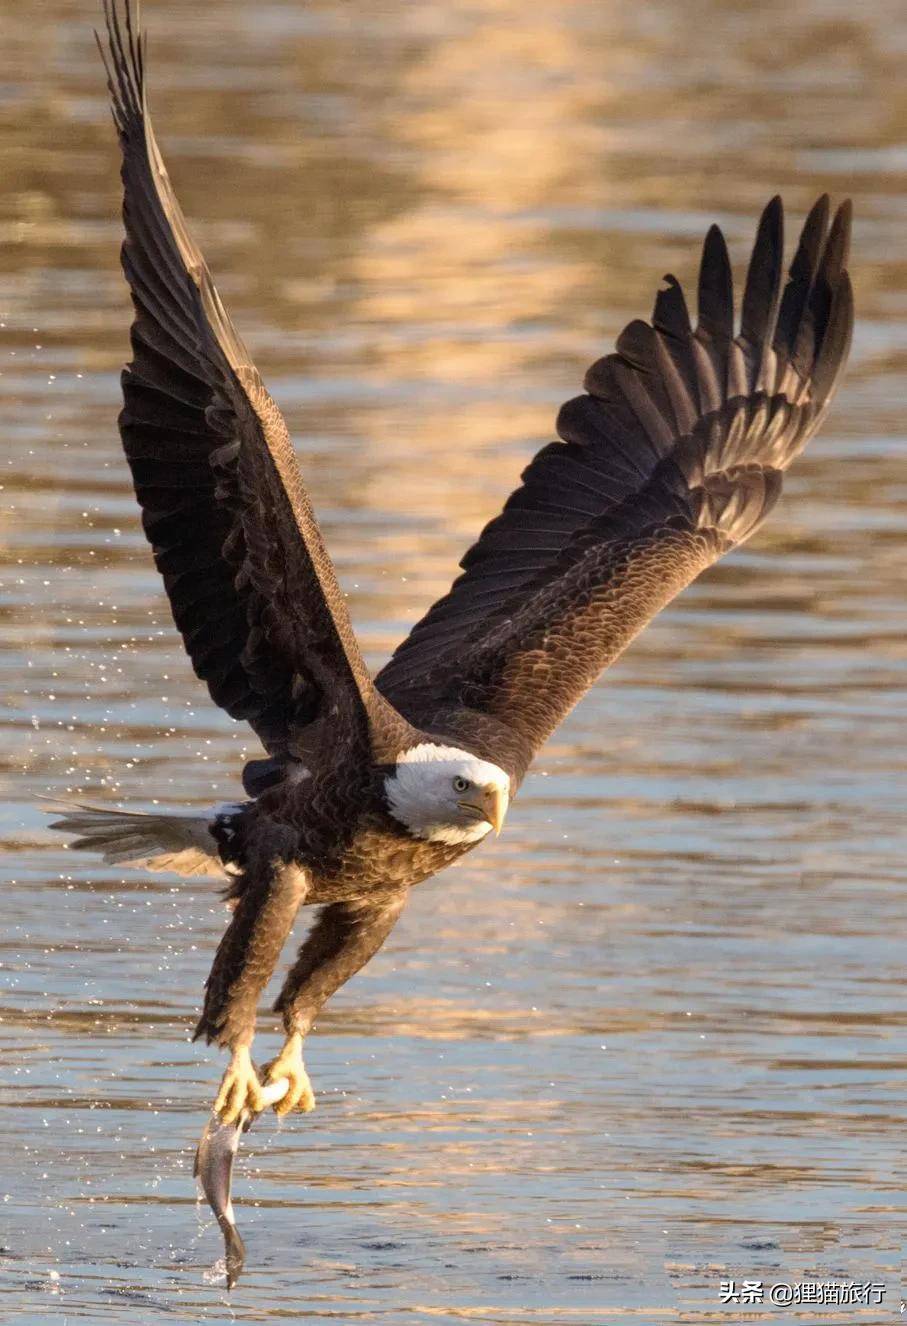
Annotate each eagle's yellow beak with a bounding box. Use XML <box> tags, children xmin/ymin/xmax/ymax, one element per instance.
<box><xmin>460</xmin><ymin>783</ymin><xmax>508</xmax><ymax>835</ymax></box>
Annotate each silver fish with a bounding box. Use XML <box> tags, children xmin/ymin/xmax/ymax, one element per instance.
<box><xmin>194</xmin><ymin>1076</ymin><xmax>289</xmax><ymax>1288</ymax></box>
<box><xmin>194</xmin><ymin>1111</ymin><xmax>248</xmax><ymax>1288</ymax></box>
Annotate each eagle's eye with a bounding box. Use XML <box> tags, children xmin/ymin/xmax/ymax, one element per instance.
<box><xmin>452</xmin><ymin>775</ymin><xmax>470</xmax><ymax>793</ymax></box>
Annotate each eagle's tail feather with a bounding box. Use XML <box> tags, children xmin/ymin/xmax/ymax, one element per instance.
<box><xmin>44</xmin><ymin>799</ymin><xmax>237</xmax><ymax>878</ymax></box>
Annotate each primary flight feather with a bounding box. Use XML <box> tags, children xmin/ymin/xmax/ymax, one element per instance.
<box><xmin>54</xmin><ymin>0</ymin><xmax>853</xmax><ymax>1143</ymax></box>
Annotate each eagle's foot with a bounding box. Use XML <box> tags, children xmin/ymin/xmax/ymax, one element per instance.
<box><xmin>214</xmin><ymin>1046</ymin><xmax>266</xmax><ymax>1124</ymax></box>
<box><xmin>263</xmin><ymin>1031</ymin><xmax>315</xmax><ymax>1116</ymax></box>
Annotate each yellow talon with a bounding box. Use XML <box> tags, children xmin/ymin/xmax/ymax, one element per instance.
<box><xmin>263</xmin><ymin>1031</ymin><xmax>316</xmax><ymax>1116</ymax></box>
<box><xmin>214</xmin><ymin>1046</ymin><xmax>265</xmax><ymax>1124</ymax></box>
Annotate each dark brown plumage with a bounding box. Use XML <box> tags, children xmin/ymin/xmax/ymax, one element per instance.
<box><xmin>377</xmin><ymin>196</ymin><xmax>853</xmax><ymax>777</ymax></box>
<box><xmin>55</xmin><ymin>1</ymin><xmax>853</xmax><ymax>1133</ymax></box>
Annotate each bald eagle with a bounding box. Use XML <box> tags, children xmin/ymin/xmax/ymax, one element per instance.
<box><xmin>53</xmin><ymin>2</ymin><xmax>853</xmax><ymax>1126</ymax></box>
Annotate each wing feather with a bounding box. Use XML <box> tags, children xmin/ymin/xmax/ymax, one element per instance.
<box><xmin>377</xmin><ymin>198</ymin><xmax>853</xmax><ymax>778</ymax></box>
<box><xmin>100</xmin><ymin>1</ymin><xmax>388</xmax><ymax>761</ymax></box>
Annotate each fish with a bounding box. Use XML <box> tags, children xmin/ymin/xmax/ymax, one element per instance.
<box><xmin>194</xmin><ymin>1075</ymin><xmax>289</xmax><ymax>1289</ymax></box>
<box><xmin>194</xmin><ymin>1111</ymin><xmax>247</xmax><ymax>1288</ymax></box>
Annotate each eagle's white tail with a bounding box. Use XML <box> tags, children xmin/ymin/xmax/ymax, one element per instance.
<box><xmin>45</xmin><ymin>800</ymin><xmax>238</xmax><ymax>878</ymax></box>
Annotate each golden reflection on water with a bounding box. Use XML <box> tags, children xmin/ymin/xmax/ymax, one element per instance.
<box><xmin>1</xmin><ymin>0</ymin><xmax>907</xmax><ymax>1321</ymax></box>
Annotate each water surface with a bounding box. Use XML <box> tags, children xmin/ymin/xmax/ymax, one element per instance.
<box><xmin>1</xmin><ymin>0</ymin><xmax>906</xmax><ymax>1322</ymax></box>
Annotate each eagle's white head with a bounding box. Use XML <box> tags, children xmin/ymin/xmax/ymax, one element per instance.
<box><xmin>384</xmin><ymin>743</ymin><xmax>511</xmax><ymax>845</ymax></box>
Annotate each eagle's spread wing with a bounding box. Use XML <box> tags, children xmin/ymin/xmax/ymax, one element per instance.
<box><xmin>101</xmin><ymin>2</ymin><xmax>381</xmax><ymax>760</ymax></box>
<box><xmin>377</xmin><ymin>198</ymin><xmax>853</xmax><ymax>778</ymax></box>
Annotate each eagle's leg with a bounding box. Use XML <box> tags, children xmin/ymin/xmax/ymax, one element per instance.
<box><xmin>195</xmin><ymin>860</ymin><xmax>310</xmax><ymax>1123</ymax></box>
<box><xmin>267</xmin><ymin>892</ymin><xmax>407</xmax><ymax>1115</ymax></box>
<box><xmin>261</xmin><ymin>1028</ymin><xmax>314</xmax><ymax>1115</ymax></box>
<box><xmin>213</xmin><ymin>1044</ymin><xmax>265</xmax><ymax>1122</ymax></box>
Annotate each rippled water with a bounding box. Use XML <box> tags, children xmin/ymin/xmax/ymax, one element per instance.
<box><xmin>2</xmin><ymin>0</ymin><xmax>906</xmax><ymax>1321</ymax></box>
